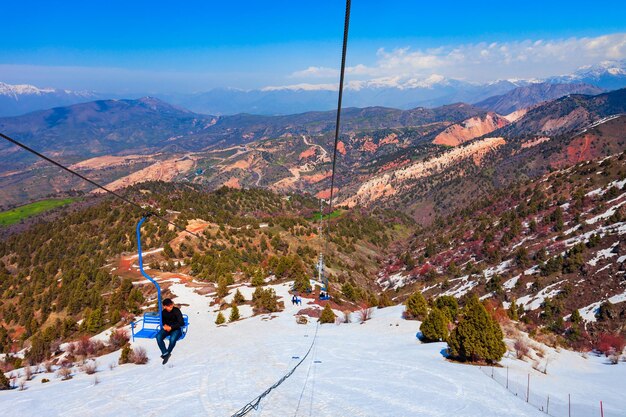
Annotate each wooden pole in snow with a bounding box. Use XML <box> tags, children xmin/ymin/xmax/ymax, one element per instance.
<box><xmin>600</xmin><ymin>400</ymin><xmax>604</xmax><ymax>417</ymax></box>
<box><xmin>527</xmin><ymin>373</ymin><xmax>530</xmax><ymax>403</ymax></box>
<box><xmin>506</xmin><ymin>366</ymin><xmax>509</xmax><ymax>389</ymax></box>
<box><xmin>569</xmin><ymin>394</ymin><xmax>571</xmax><ymax>417</ymax></box>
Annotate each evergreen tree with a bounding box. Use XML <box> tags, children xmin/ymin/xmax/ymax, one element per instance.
<box><xmin>217</xmin><ymin>276</ymin><xmax>229</xmax><ymax>298</ymax></box>
<box><xmin>570</xmin><ymin>309</ymin><xmax>582</xmax><ymax>324</ymax></box>
<box><xmin>405</xmin><ymin>291</ymin><xmax>428</xmax><ymax>320</ymax></box>
<box><xmin>293</xmin><ymin>274</ymin><xmax>312</xmax><ymax>293</ymax></box>
<box><xmin>377</xmin><ymin>292</ymin><xmax>392</xmax><ymax>308</ymax></box>
<box><xmin>434</xmin><ymin>296</ymin><xmax>458</xmax><ymax>322</ymax></box>
<box><xmin>215</xmin><ymin>311</ymin><xmax>226</xmax><ymax>325</ymax></box>
<box><xmin>319</xmin><ymin>304</ymin><xmax>336</xmax><ymax>324</ymax></box>
<box><xmin>420</xmin><ymin>308</ymin><xmax>449</xmax><ymax>342</ymax></box>
<box><xmin>0</xmin><ymin>370</ymin><xmax>9</xmax><ymax>390</ymax></box>
<box><xmin>119</xmin><ymin>344</ymin><xmax>131</xmax><ymax>364</ymax></box>
<box><xmin>233</xmin><ymin>289</ymin><xmax>245</xmax><ymax>305</ymax></box>
<box><xmin>447</xmin><ymin>295</ymin><xmax>506</xmax><ymax>363</ymax></box>
<box><xmin>341</xmin><ymin>282</ymin><xmax>357</xmax><ymax>302</ymax></box>
<box><xmin>163</xmin><ymin>243</ymin><xmax>175</xmax><ymax>259</ymax></box>
<box><xmin>508</xmin><ymin>299</ymin><xmax>519</xmax><ymax>321</ymax></box>
<box><xmin>229</xmin><ymin>305</ymin><xmax>240</xmax><ymax>322</ymax></box>
<box><xmin>86</xmin><ymin>307</ymin><xmax>103</xmax><ymax>333</ymax></box>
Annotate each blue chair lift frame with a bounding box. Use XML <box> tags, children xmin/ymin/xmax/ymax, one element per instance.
<box><xmin>131</xmin><ymin>216</ymin><xmax>189</xmax><ymax>342</ymax></box>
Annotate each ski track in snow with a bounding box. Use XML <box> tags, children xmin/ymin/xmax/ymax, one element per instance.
<box><xmin>3</xmin><ymin>281</ymin><xmax>624</xmax><ymax>416</ymax></box>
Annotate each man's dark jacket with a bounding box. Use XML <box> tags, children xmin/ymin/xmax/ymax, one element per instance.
<box><xmin>162</xmin><ymin>306</ymin><xmax>185</xmax><ymax>332</ymax></box>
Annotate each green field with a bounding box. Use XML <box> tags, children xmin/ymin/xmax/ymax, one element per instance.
<box><xmin>0</xmin><ymin>198</ymin><xmax>77</xmax><ymax>226</ymax></box>
<box><xmin>307</xmin><ymin>209</ymin><xmax>343</xmax><ymax>222</ymax></box>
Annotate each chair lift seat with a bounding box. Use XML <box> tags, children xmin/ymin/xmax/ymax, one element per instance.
<box><xmin>131</xmin><ymin>311</ymin><xmax>189</xmax><ymax>342</ymax></box>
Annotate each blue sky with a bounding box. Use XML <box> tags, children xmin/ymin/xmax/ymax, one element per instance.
<box><xmin>1</xmin><ymin>0</ymin><xmax>625</xmax><ymax>92</ymax></box>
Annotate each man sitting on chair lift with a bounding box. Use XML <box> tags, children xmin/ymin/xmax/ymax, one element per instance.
<box><xmin>157</xmin><ymin>298</ymin><xmax>185</xmax><ymax>364</ymax></box>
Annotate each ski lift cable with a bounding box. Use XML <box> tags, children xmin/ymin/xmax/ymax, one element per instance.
<box><xmin>320</xmin><ymin>0</ymin><xmax>351</xmax><ymax>297</ymax></box>
<box><xmin>234</xmin><ymin>3</ymin><xmax>351</xmax><ymax>412</ymax></box>
<box><xmin>293</xmin><ymin>336</ymin><xmax>317</xmax><ymax>417</ymax></box>
<box><xmin>231</xmin><ymin>323</ymin><xmax>320</xmax><ymax>417</ymax></box>
<box><xmin>0</xmin><ymin>132</ymin><xmax>202</xmax><ymax>239</ymax></box>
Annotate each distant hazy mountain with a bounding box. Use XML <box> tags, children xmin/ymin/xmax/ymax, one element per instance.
<box><xmin>164</xmin><ymin>79</ymin><xmax>524</xmax><ymax>116</ymax></box>
<box><xmin>475</xmin><ymin>82</ymin><xmax>604</xmax><ymax>114</ymax></box>
<box><xmin>2</xmin><ymin>60</ymin><xmax>625</xmax><ymax>117</ymax></box>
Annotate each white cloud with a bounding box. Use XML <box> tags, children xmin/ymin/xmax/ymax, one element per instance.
<box><xmin>261</xmin><ymin>83</ymin><xmax>338</xmax><ymax>92</ymax></box>
<box><xmin>282</xmin><ymin>33</ymin><xmax>626</xmax><ymax>89</ymax></box>
<box><xmin>290</xmin><ymin>66</ymin><xmax>338</xmax><ymax>78</ymax></box>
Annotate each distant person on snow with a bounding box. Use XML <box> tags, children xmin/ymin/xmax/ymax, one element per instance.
<box><xmin>156</xmin><ymin>298</ymin><xmax>185</xmax><ymax>364</ymax></box>
<box><xmin>292</xmin><ymin>295</ymin><xmax>297</xmax><ymax>305</ymax></box>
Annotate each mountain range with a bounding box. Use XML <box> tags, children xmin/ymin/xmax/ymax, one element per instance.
<box><xmin>1</xmin><ymin>85</ymin><xmax>625</xmax><ymax>218</ymax></box>
<box><xmin>1</xmin><ymin>61</ymin><xmax>625</xmax><ymax>117</ymax></box>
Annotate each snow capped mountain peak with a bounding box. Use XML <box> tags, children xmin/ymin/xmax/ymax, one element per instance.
<box><xmin>0</xmin><ymin>82</ymin><xmax>56</xmax><ymax>98</ymax></box>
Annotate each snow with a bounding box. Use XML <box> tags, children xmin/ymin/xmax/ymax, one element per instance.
<box><xmin>442</xmin><ymin>275</ymin><xmax>479</xmax><ymax>298</ymax></box>
<box><xmin>585</xmin><ymin>200</ymin><xmax>625</xmax><ymax>225</ymax></box>
<box><xmin>587</xmin><ymin>242</ymin><xmax>618</xmax><ymax>266</ymax></box>
<box><xmin>483</xmin><ymin>259</ymin><xmax>512</xmax><ymax>278</ymax></box>
<box><xmin>517</xmin><ymin>280</ymin><xmax>565</xmax><ymax>311</ymax></box>
<box><xmin>5</xmin><ymin>278</ymin><xmax>626</xmax><ymax>416</ymax></box>
<box><xmin>2</xmin><ymin>279</ymin><xmax>552</xmax><ymax>417</ymax></box>
<box><xmin>499</xmin><ymin>347</ymin><xmax>626</xmax><ymax>417</ymax></box>
<box><xmin>377</xmin><ymin>271</ymin><xmax>414</xmax><ymax>291</ymax></box>
<box><xmin>503</xmin><ymin>275</ymin><xmax>520</xmax><ymax>290</ymax></box>
<box><xmin>579</xmin><ymin>289</ymin><xmax>626</xmax><ymax>322</ymax></box>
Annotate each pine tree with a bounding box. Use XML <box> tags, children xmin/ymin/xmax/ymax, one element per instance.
<box><xmin>229</xmin><ymin>305</ymin><xmax>240</xmax><ymax>322</ymax></box>
<box><xmin>293</xmin><ymin>274</ymin><xmax>312</xmax><ymax>293</ymax></box>
<box><xmin>377</xmin><ymin>292</ymin><xmax>392</xmax><ymax>308</ymax></box>
<box><xmin>434</xmin><ymin>296</ymin><xmax>458</xmax><ymax>321</ymax></box>
<box><xmin>233</xmin><ymin>289</ymin><xmax>245</xmax><ymax>305</ymax></box>
<box><xmin>217</xmin><ymin>276</ymin><xmax>229</xmax><ymax>298</ymax></box>
<box><xmin>341</xmin><ymin>282</ymin><xmax>357</xmax><ymax>302</ymax></box>
<box><xmin>319</xmin><ymin>304</ymin><xmax>336</xmax><ymax>324</ymax></box>
<box><xmin>570</xmin><ymin>309</ymin><xmax>582</xmax><ymax>324</ymax></box>
<box><xmin>405</xmin><ymin>291</ymin><xmax>428</xmax><ymax>320</ymax></box>
<box><xmin>215</xmin><ymin>311</ymin><xmax>226</xmax><ymax>325</ymax></box>
<box><xmin>508</xmin><ymin>299</ymin><xmax>519</xmax><ymax>321</ymax></box>
<box><xmin>0</xmin><ymin>370</ymin><xmax>9</xmax><ymax>390</ymax></box>
<box><xmin>119</xmin><ymin>344</ymin><xmax>131</xmax><ymax>364</ymax></box>
<box><xmin>420</xmin><ymin>308</ymin><xmax>449</xmax><ymax>342</ymax></box>
<box><xmin>447</xmin><ymin>295</ymin><xmax>506</xmax><ymax>363</ymax></box>
<box><xmin>86</xmin><ymin>307</ymin><xmax>103</xmax><ymax>333</ymax></box>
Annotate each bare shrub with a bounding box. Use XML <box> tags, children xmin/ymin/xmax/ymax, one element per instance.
<box><xmin>343</xmin><ymin>310</ymin><xmax>352</xmax><ymax>324</ymax></box>
<box><xmin>357</xmin><ymin>307</ymin><xmax>374</xmax><ymax>324</ymax></box>
<box><xmin>81</xmin><ymin>361</ymin><xmax>98</xmax><ymax>375</ymax></box>
<box><xmin>130</xmin><ymin>347</ymin><xmax>149</xmax><ymax>365</ymax></box>
<box><xmin>93</xmin><ymin>376</ymin><xmax>100</xmax><ymax>386</ymax></box>
<box><xmin>43</xmin><ymin>361</ymin><xmax>54</xmax><ymax>373</ymax></box>
<box><xmin>535</xmin><ymin>346</ymin><xmax>546</xmax><ymax>358</ymax></box>
<box><xmin>108</xmin><ymin>362</ymin><xmax>117</xmax><ymax>371</ymax></box>
<box><xmin>49</xmin><ymin>340</ymin><xmax>62</xmax><ymax>356</ymax></box>
<box><xmin>56</xmin><ymin>367</ymin><xmax>72</xmax><ymax>381</ymax></box>
<box><xmin>24</xmin><ymin>366</ymin><xmax>33</xmax><ymax>381</ymax></box>
<box><xmin>69</xmin><ymin>337</ymin><xmax>106</xmax><ymax>359</ymax></box>
<box><xmin>108</xmin><ymin>329</ymin><xmax>130</xmax><ymax>350</ymax></box>
<box><xmin>18</xmin><ymin>379</ymin><xmax>26</xmax><ymax>391</ymax></box>
<box><xmin>296</xmin><ymin>315</ymin><xmax>308</xmax><ymax>325</ymax></box>
<box><xmin>608</xmin><ymin>352</ymin><xmax>619</xmax><ymax>365</ymax></box>
<box><xmin>514</xmin><ymin>339</ymin><xmax>530</xmax><ymax>359</ymax></box>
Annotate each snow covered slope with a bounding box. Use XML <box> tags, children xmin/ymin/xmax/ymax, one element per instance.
<box><xmin>3</xmin><ymin>280</ymin><xmax>625</xmax><ymax>417</ymax></box>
